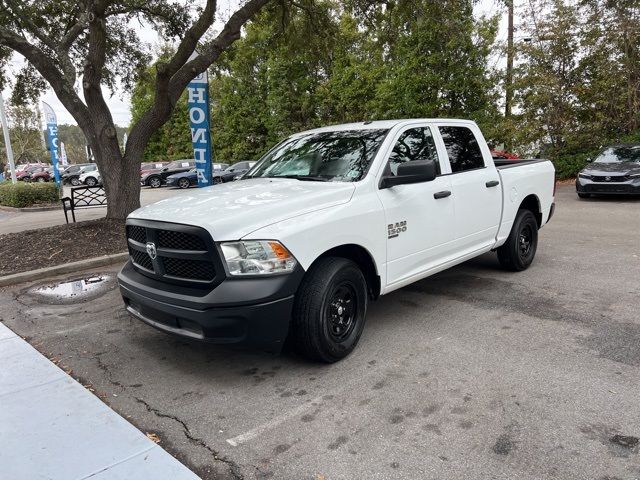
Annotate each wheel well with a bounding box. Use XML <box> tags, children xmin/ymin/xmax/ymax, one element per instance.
<box><xmin>315</xmin><ymin>244</ymin><xmax>381</xmax><ymax>299</ymax></box>
<box><xmin>519</xmin><ymin>194</ymin><xmax>542</xmax><ymax>227</ymax></box>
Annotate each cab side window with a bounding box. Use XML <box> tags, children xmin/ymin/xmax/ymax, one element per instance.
<box><xmin>388</xmin><ymin>127</ymin><xmax>440</xmax><ymax>176</ymax></box>
<box><xmin>438</xmin><ymin>126</ymin><xmax>485</xmax><ymax>173</ymax></box>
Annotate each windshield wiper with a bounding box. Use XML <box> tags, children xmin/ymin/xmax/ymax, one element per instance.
<box><xmin>265</xmin><ymin>175</ymin><xmax>330</xmax><ymax>182</ymax></box>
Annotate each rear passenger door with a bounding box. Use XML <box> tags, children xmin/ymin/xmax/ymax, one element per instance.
<box><xmin>437</xmin><ymin>124</ymin><xmax>501</xmax><ymax>253</ymax></box>
<box><xmin>377</xmin><ymin>125</ymin><xmax>457</xmax><ymax>287</ymax></box>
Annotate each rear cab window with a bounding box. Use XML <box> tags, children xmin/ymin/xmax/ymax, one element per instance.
<box><xmin>438</xmin><ymin>126</ymin><xmax>486</xmax><ymax>173</ymax></box>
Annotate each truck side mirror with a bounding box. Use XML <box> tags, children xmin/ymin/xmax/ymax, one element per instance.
<box><xmin>380</xmin><ymin>159</ymin><xmax>437</xmax><ymax>189</ymax></box>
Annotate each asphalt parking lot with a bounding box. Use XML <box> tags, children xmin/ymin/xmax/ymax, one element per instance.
<box><xmin>1</xmin><ymin>185</ymin><xmax>639</xmax><ymax>480</ymax></box>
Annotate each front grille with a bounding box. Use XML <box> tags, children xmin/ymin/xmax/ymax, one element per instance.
<box><xmin>591</xmin><ymin>175</ymin><xmax>625</xmax><ymax>183</ymax></box>
<box><xmin>130</xmin><ymin>248</ymin><xmax>154</xmax><ymax>271</ymax></box>
<box><xmin>163</xmin><ymin>257</ymin><xmax>215</xmax><ymax>280</ymax></box>
<box><xmin>126</xmin><ymin>220</ymin><xmax>221</xmax><ymax>286</ymax></box>
<box><xmin>157</xmin><ymin>230</ymin><xmax>206</xmax><ymax>251</ymax></box>
<box><xmin>127</xmin><ymin>225</ymin><xmax>146</xmax><ymax>243</ymax></box>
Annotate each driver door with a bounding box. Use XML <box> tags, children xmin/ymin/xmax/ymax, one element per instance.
<box><xmin>377</xmin><ymin>125</ymin><xmax>456</xmax><ymax>287</ymax></box>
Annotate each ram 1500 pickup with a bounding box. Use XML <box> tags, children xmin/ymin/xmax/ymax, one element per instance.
<box><xmin>118</xmin><ymin>119</ymin><xmax>556</xmax><ymax>362</ymax></box>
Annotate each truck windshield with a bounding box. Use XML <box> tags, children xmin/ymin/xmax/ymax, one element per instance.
<box><xmin>246</xmin><ymin>129</ymin><xmax>389</xmax><ymax>182</ymax></box>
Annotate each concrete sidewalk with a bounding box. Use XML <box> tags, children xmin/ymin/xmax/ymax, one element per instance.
<box><xmin>0</xmin><ymin>322</ymin><xmax>199</xmax><ymax>480</ymax></box>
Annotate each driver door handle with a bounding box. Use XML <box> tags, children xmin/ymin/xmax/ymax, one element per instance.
<box><xmin>486</xmin><ymin>180</ymin><xmax>500</xmax><ymax>188</ymax></box>
<box><xmin>433</xmin><ymin>190</ymin><xmax>451</xmax><ymax>199</ymax></box>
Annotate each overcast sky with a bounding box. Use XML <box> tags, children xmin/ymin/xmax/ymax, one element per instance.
<box><xmin>2</xmin><ymin>0</ymin><xmax>509</xmax><ymax>128</ymax></box>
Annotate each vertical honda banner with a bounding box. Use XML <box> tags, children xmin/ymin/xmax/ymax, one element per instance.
<box><xmin>186</xmin><ymin>55</ymin><xmax>214</xmax><ymax>187</ymax></box>
<box><xmin>42</xmin><ymin>102</ymin><xmax>61</xmax><ymax>184</ymax></box>
<box><xmin>60</xmin><ymin>142</ymin><xmax>69</xmax><ymax>167</ymax></box>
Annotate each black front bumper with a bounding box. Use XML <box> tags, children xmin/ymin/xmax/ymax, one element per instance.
<box><xmin>118</xmin><ymin>260</ymin><xmax>304</xmax><ymax>351</ymax></box>
<box><xmin>576</xmin><ymin>177</ymin><xmax>640</xmax><ymax>195</ymax></box>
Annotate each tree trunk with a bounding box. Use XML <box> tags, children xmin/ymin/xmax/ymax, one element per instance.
<box><xmin>87</xmin><ymin>125</ymin><xmax>141</xmax><ymax>221</ymax></box>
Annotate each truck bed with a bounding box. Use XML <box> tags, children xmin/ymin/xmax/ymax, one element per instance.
<box><xmin>494</xmin><ymin>158</ymin><xmax>550</xmax><ymax>169</ymax></box>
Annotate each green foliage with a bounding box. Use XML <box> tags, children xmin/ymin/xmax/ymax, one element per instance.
<box><xmin>207</xmin><ymin>0</ymin><xmax>500</xmax><ymax>162</ymax></box>
<box><xmin>0</xmin><ymin>181</ymin><xmax>59</xmax><ymax>208</ymax></box>
<box><xmin>510</xmin><ymin>0</ymin><xmax>640</xmax><ymax>176</ymax></box>
<box><xmin>129</xmin><ymin>53</ymin><xmax>192</xmax><ymax>161</ymax></box>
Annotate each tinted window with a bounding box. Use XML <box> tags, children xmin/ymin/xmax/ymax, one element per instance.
<box><xmin>439</xmin><ymin>126</ymin><xmax>485</xmax><ymax>173</ymax></box>
<box><xmin>388</xmin><ymin>127</ymin><xmax>440</xmax><ymax>176</ymax></box>
<box><xmin>247</xmin><ymin>129</ymin><xmax>388</xmax><ymax>182</ymax></box>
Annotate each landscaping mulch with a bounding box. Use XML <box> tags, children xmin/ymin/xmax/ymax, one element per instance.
<box><xmin>0</xmin><ymin>219</ymin><xmax>127</xmax><ymax>276</ymax></box>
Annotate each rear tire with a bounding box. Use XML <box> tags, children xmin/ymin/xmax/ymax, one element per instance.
<box><xmin>497</xmin><ymin>209</ymin><xmax>539</xmax><ymax>271</ymax></box>
<box><xmin>213</xmin><ymin>176</ymin><xmax>223</xmax><ymax>185</ymax></box>
<box><xmin>291</xmin><ymin>257</ymin><xmax>368</xmax><ymax>363</ymax></box>
<box><xmin>85</xmin><ymin>176</ymin><xmax>97</xmax><ymax>187</ymax></box>
<box><xmin>577</xmin><ymin>192</ymin><xmax>590</xmax><ymax>199</ymax></box>
<box><xmin>37</xmin><ymin>177</ymin><xmax>46</xmax><ymax>183</ymax></box>
<box><xmin>71</xmin><ymin>177</ymin><xmax>81</xmax><ymax>186</ymax></box>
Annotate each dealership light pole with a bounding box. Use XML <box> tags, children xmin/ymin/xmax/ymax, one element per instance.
<box><xmin>0</xmin><ymin>91</ymin><xmax>17</xmax><ymax>183</ymax></box>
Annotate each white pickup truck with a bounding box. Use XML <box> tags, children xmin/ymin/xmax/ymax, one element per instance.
<box><xmin>118</xmin><ymin>119</ymin><xmax>555</xmax><ymax>362</ymax></box>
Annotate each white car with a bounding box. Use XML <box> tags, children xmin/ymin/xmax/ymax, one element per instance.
<box><xmin>78</xmin><ymin>166</ymin><xmax>101</xmax><ymax>187</ymax></box>
<box><xmin>118</xmin><ymin>119</ymin><xmax>555</xmax><ymax>362</ymax></box>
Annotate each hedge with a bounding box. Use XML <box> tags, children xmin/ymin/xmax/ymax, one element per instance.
<box><xmin>0</xmin><ymin>181</ymin><xmax>60</xmax><ymax>208</ymax></box>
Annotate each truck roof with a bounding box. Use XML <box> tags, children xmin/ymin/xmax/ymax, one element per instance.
<box><xmin>296</xmin><ymin>118</ymin><xmax>478</xmax><ymax>136</ymax></box>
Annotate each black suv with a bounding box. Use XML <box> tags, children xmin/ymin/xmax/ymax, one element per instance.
<box><xmin>141</xmin><ymin>160</ymin><xmax>196</xmax><ymax>188</ymax></box>
<box><xmin>212</xmin><ymin>161</ymin><xmax>257</xmax><ymax>184</ymax></box>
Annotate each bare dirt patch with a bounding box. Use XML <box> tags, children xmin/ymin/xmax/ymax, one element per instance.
<box><xmin>0</xmin><ymin>219</ymin><xmax>126</xmax><ymax>276</ymax></box>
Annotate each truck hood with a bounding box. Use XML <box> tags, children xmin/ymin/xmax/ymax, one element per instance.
<box><xmin>129</xmin><ymin>177</ymin><xmax>356</xmax><ymax>240</ymax></box>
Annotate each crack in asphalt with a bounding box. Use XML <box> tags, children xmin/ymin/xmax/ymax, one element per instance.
<box><xmin>94</xmin><ymin>354</ymin><xmax>126</xmax><ymax>392</ymax></box>
<box><xmin>134</xmin><ymin>396</ymin><xmax>245</xmax><ymax>480</ymax></box>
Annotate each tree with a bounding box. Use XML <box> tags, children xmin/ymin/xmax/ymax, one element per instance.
<box><xmin>0</xmin><ymin>0</ymin><xmax>272</xmax><ymax>219</ymax></box>
<box><xmin>0</xmin><ymin>101</ymin><xmax>47</xmax><ymax>165</ymax></box>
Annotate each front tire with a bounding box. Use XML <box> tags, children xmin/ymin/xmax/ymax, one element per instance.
<box><xmin>178</xmin><ymin>178</ymin><xmax>190</xmax><ymax>189</ymax></box>
<box><xmin>291</xmin><ymin>257</ymin><xmax>368</xmax><ymax>363</ymax></box>
<box><xmin>577</xmin><ymin>192</ymin><xmax>590</xmax><ymax>199</ymax></box>
<box><xmin>71</xmin><ymin>177</ymin><xmax>81</xmax><ymax>186</ymax></box>
<box><xmin>37</xmin><ymin>177</ymin><xmax>46</xmax><ymax>183</ymax></box>
<box><xmin>497</xmin><ymin>209</ymin><xmax>539</xmax><ymax>271</ymax></box>
<box><xmin>212</xmin><ymin>176</ymin><xmax>223</xmax><ymax>185</ymax></box>
<box><xmin>149</xmin><ymin>176</ymin><xmax>162</xmax><ymax>188</ymax></box>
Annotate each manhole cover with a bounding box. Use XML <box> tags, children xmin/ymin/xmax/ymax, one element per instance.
<box><xmin>25</xmin><ymin>274</ymin><xmax>116</xmax><ymax>304</ymax></box>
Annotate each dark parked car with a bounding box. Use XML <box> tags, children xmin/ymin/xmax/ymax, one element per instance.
<box><xmin>576</xmin><ymin>144</ymin><xmax>640</xmax><ymax>198</ymax></box>
<box><xmin>141</xmin><ymin>160</ymin><xmax>196</xmax><ymax>188</ymax></box>
<box><xmin>61</xmin><ymin>163</ymin><xmax>96</xmax><ymax>186</ymax></box>
<box><xmin>140</xmin><ymin>161</ymin><xmax>169</xmax><ymax>176</ymax></box>
<box><xmin>165</xmin><ymin>163</ymin><xmax>230</xmax><ymax>189</ymax></box>
<box><xmin>213</xmin><ymin>161</ymin><xmax>256</xmax><ymax>184</ymax></box>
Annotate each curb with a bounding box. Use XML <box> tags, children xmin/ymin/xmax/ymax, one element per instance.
<box><xmin>0</xmin><ymin>204</ymin><xmax>62</xmax><ymax>213</ymax></box>
<box><xmin>0</xmin><ymin>252</ymin><xmax>129</xmax><ymax>287</ymax></box>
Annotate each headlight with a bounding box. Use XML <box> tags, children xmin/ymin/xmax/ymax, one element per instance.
<box><xmin>578</xmin><ymin>173</ymin><xmax>592</xmax><ymax>179</ymax></box>
<box><xmin>220</xmin><ymin>240</ymin><xmax>297</xmax><ymax>275</ymax></box>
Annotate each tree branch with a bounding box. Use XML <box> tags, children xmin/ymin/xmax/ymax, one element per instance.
<box><xmin>125</xmin><ymin>0</ymin><xmax>271</xmax><ymax>161</ymax></box>
<box><xmin>0</xmin><ymin>26</ymin><xmax>91</xmax><ymax>126</ymax></box>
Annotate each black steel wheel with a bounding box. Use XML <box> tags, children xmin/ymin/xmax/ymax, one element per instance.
<box><xmin>497</xmin><ymin>209</ymin><xmax>539</xmax><ymax>271</ymax></box>
<box><xmin>291</xmin><ymin>257</ymin><xmax>368</xmax><ymax>363</ymax></box>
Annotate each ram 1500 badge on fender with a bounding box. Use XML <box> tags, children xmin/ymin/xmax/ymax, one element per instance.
<box><xmin>118</xmin><ymin>119</ymin><xmax>556</xmax><ymax>362</ymax></box>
